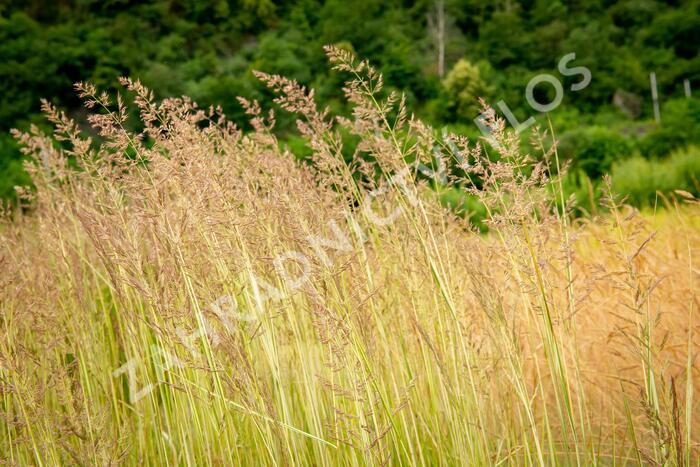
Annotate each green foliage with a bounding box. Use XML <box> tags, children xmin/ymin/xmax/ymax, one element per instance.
<box><xmin>558</xmin><ymin>127</ymin><xmax>632</xmax><ymax>179</ymax></box>
<box><xmin>560</xmin><ymin>169</ymin><xmax>601</xmax><ymax>216</ymax></box>
<box><xmin>639</xmin><ymin>98</ymin><xmax>700</xmax><ymax>158</ymax></box>
<box><xmin>283</xmin><ymin>134</ymin><xmax>315</xmax><ymax>162</ymax></box>
<box><xmin>441</xmin><ymin>59</ymin><xmax>493</xmax><ymax>120</ymax></box>
<box><xmin>476</xmin><ymin>9</ymin><xmax>527</xmax><ymax>68</ymax></box>
<box><xmin>437</xmin><ymin>187</ymin><xmax>487</xmax><ymax>232</ymax></box>
<box><xmin>0</xmin><ymin>134</ymin><xmax>30</xmax><ymax>205</ymax></box>
<box><xmin>611</xmin><ymin>146</ymin><xmax>700</xmax><ymax>207</ymax></box>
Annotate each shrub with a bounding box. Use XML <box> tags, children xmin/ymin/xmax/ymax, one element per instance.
<box><xmin>638</xmin><ymin>98</ymin><xmax>700</xmax><ymax>158</ymax></box>
<box><xmin>441</xmin><ymin>59</ymin><xmax>494</xmax><ymax>121</ymax></box>
<box><xmin>611</xmin><ymin>145</ymin><xmax>700</xmax><ymax>206</ymax></box>
<box><xmin>558</xmin><ymin>126</ymin><xmax>632</xmax><ymax>179</ymax></box>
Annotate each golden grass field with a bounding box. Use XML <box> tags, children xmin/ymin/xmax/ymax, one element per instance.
<box><xmin>1</xmin><ymin>48</ymin><xmax>699</xmax><ymax>465</ymax></box>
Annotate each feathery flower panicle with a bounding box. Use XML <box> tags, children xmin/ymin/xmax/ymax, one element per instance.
<box><xmin>1</xmin><ymin>49</ymin><xmax>698</xmax><ymax>466</ymax></box>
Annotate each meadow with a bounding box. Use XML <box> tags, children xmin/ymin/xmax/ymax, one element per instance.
<box><xmin>1</xmin><ymin>48</ymin><xmax>698</xmax><ymax>465</ymax></box>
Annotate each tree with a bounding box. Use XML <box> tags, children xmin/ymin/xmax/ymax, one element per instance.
<box><xmin>442</xmin><ymin>58</ymin><xmax>492</xmax><ymax>120</ymax></box>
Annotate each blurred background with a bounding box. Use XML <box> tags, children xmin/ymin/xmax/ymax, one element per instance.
<box><xmin>0</xmin><ymin>0</ymin><xmax>699</xmax><ymax>209</ymax></box>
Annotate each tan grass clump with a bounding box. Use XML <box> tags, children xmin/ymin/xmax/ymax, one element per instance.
<box><xmin>1</xmin><ymin>47</ymin><xmax>698</xmax><ymax>465</ymax></box>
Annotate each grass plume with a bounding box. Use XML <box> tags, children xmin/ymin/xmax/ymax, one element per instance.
<box><xmin>1</xmin><ymin>47</ymin><xmax>699</xmax><ymax>466</ymax></box>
